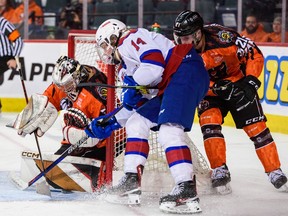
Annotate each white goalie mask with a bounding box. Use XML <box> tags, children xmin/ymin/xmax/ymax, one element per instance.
<box><xmin>52</xmin><ymin>56</ymin><xmax>88</xmax><ymax>101</ymax></box>
<box><xmin>95</xmin><ymin>19</ymin><xmax>127</xmax><ymax>64</ymax></box>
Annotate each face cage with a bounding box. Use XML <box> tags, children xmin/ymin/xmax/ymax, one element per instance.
<box><xmin>54</xmin><ymin>73</ymin><xmax>79</xmax><ymax>97</ymax></box>
<box><xmin>95</xmin><ymin>41</ymin><xmax>115</xmax><ymax>64</ymax></box>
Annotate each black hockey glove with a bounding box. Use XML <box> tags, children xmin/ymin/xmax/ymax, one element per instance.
<box><xmin>212</xmin><ymin>80</ymin><xmax>235</xmax><ymax>100</ymax></box>
<box><xmin>232</xmin><ymin>75</ymin><xmax>261</xmax><ymax>111</ymax></box>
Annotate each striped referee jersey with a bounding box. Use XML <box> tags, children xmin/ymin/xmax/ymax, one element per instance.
<box><xmin>0</xmin><ymin>17</ymin><xmax>23</xmax><ymax>57</ymax></box>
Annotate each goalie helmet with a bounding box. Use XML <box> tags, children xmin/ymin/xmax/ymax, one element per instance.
<box><xmin>52</xmin><ymin>56</ymin><xmax>89</xmax><ymax>101</ymax></box>
<box><xmin>95</xmin><ymin>19</ymin><xmax>127</xmax><ymax>64</ymax></box>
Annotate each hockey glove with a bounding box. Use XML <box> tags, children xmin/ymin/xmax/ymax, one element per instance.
<box><xmin>121</xmin><ymin>76</ymin><xmax>143</xmax><ymax>110</ymax></box>
<box><xmin>233</xmin><ymin>75</ymin><xmax>261</xmax><ymax>111</ymax></box>
<box><xmin>85</xmin><ymin>114</ymin><xmax>121</xmax><ymax>140</ymax></box>
<box><xmin>212</xmin><ymin>80</ymin><xmax>235</xmax><ymax>100</ymax></box>
<box><xmin>63</xmin><ymin>108</ymin><xmax>90</xmax><ymax>128</ymax></box>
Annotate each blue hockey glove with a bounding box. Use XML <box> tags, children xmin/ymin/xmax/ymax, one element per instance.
<box><xmin>121</xmin><ymin>76</ymin><xmax>143</xmax><ymax>110</ymax></box>
<box><xmin>85</xmin><ymin>114</ymin><xmax>121</xmax><ymax>140</ymax></box>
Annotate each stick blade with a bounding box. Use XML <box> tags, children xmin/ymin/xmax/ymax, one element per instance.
<box><xmin>36</xmin><ymin>181</ymin><xmax>51</xmax><ymax>197</ymax></box>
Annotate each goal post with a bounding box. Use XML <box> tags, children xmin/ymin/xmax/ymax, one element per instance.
<box><xmin>67</xmin><ymin>30</ymin><xmax>211</xmax><ymax>193</ymax></box>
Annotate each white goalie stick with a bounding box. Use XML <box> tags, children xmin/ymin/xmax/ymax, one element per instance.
<box><xmin>9</xmin><ymin>106</ymin><xmax>124</xmax><ymax>193</ymax></box>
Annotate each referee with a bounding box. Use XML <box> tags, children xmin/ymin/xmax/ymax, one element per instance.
<box><xmin>0</xmin><ymin>16</ymin><xmax>24</xmax><ymax>113</ymax></box>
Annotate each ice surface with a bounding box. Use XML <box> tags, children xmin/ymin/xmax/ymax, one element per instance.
<box><xmin>1</xmin><ymin>113</ymin><xmax>288</xmax><ymax>216</ymax></box>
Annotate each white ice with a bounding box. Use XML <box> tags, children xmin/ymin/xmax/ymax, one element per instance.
<box><xmin>1</xmin><ymin>113</ymin><xmax>288</xmax><ymax>216</ymax></box>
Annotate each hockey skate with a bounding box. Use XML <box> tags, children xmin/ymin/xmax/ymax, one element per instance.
<box><xmin>105</xmin><ymin>172</ymin><xmax>141</xmax><ymax>205</ymax></box>
<box><xmin>267</xmin><ymin>168</ymin><xmax>288</xmax><ymax>192</ymax></box>
<box><xmin>211</xmin><ymin>164</ymin><xmax>232</xmax><ymax>195</ymax></box>
<box><xmin>159</xmin><ymin>177</ymin><xmax>202</xmax><ymax>214</ymax></box>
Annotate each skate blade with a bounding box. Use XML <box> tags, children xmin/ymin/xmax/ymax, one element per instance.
<box><xmin>159</xmin><ymin>200</ymin><xmax>202</xmax><ymax>214</ymax></box>
<box><xmin>105</xmin><ymin>193</ymin><xmax>141</xmax><ymax>205</ymax></box>
<box><xmin>278</xmin><ymin>183</ymin><xmax>288</xmax><ymax>192</ymax></box>
<box><xmin>214</xmin><ymin>183</ymin><xmax>232</xmax><ymax>195</ymax></box>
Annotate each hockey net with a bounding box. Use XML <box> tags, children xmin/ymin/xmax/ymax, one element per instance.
<box><xmin>67</xmin><ymin>30</ymin><xmax>211</xmax><ymax>193</ymax></box>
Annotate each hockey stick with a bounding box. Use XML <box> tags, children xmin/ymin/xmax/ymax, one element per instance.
<box><xmin>15</xmin><ymin>57</ymin><xmax>51</xmax><ymax>196</ymax></box>
<box><xmin>10</xmin><ymin>105</ymin><xmax>124</xmax><ymax>191</ymax></box>
<box><xmin>78</xmin><ymin>82</ymin><xmax>157</xmax><ymax>90</ymax></box>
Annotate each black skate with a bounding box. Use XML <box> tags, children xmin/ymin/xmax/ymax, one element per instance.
<box><xmin>105</xmin><ymin>166</ymin><xmax>142</xmax><ymax>205</ymax></box>
<box><xmin>267</xmin><ymin>168</ymin><xmax>288</xmax><ymax>191</ymax></box>
<box><xmin>159</xmin><ymin>177</ymin><xmax>202</xmax><ymax>214</ymax></box>
<box><xmin>211</xmin><ymin>164</ymin><xmax>232</xmax><ymax>195</ymax></box>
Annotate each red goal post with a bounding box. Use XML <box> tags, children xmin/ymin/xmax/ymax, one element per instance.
<box><xmin>67</xmin><ymin>30</ymin><xmax>211</xmax><ymax>193</ymax></box>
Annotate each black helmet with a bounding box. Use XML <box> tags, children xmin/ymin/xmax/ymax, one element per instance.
<box><xmin>173</xmin><ymin>10</ymin><xmax>204</xmax><ymax>36</ymax></box>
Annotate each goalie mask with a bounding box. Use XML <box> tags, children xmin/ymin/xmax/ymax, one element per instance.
<box><xmin>52</xmin><ymin>56</ymin><xmax>89</xmax><ymax>101</ymax></box>
<box><xmin>173</xmin><ymin>10</ymin><xmax>204</xmax><ymax>45</ymax></box>
<box><xmin>95</xmin><ymin>19</ymin><xmax>127</xmax><ymax>64</ymax></box>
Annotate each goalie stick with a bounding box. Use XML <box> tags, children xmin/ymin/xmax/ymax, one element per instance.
<box><xmin>10</xmin><ymin>105</ymin><xmax>124</xmax><ymax>191</ymax></box>
<box><xmin>15</xmin><ymin>56</ymin><xmax>51</xmax><ymax>196</ymax></box>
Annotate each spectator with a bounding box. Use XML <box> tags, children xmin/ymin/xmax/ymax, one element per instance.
<box><xmin>241</xmin><ymin>13</ymin><xmax>268</xmax><ymax>42</ymax></box>
<box><xmin>0</xmin><ymin>0</ymin><xmax>17</xmax><ymax>23</ymax></box>
<box><xmin>58</xmin><ymin>1</ymin><xmax>82</xmax><ymax>29</ymax></box>
<box><xmin>13</xmin><ymin>0</ymin><xmax>43</xmax><ymax>26</ymax></box>
<box><xmin>263</xmin><ymin>16</ymin><xmax>288</xmax><ymax>43</ymax></box>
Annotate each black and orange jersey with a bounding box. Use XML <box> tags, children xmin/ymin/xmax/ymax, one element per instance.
<box><xmin>43</xmin><ymin>65</ymin><xmax>107</xmax><ymax>120</ymax></box>
<box><xmin>200</xmin><ymin>24</ymin><xmax>264</xmax><ymax>96</ymax></box>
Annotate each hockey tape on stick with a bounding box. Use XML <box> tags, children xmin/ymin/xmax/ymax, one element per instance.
<box><xmin>77</xmin><ymin>82</ymin><xmax>157</xmax><ymax>90</ymax></box>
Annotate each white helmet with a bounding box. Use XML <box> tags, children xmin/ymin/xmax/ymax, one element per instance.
<box><xmin>52</xmin><ymin>56</ymin><xmax>88</xmax><ymax>101</ymax></box>
<box><xmin>95</xmin><ymin>19</ymin><xmax>127</xmax><ymax>64</ymax></box>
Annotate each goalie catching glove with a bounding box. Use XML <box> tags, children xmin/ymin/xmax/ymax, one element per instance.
<box><xmin>85</xmin><ymin>113</ymin><xmax>122</xmax><ymax>140</ymax></box>
<box><xmin>212</xmin><ymin>75</ymin><xmax>261</xmax><ymax>111</ymax></box>
<box><xmin>13</xmin><ymin>94</ymin><xmax>58</xmax><ymax>137</ymax></box>
<box><xmin>61</xmin><ymin>108</ymin><xmax>100</xmax><ymax>147</ymax></box>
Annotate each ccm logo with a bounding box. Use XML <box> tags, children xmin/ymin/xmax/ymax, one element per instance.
<box><xmin>22</xmin><ymin>151</ymin><xmax>40</xmax><ymax>159</ymax></box>
<box><xmin>245</xmin><ymin>116</ymin><xmax>265</xmax><ymax>124</ymax></box>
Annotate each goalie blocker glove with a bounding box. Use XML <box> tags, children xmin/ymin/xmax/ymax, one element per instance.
<box><xmin>13</xmin><ymin>94</ymin><xmax>58</xmax><ymax>137</ymax></box>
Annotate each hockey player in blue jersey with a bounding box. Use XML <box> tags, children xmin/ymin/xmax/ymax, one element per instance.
<box><xmin>85</xmin><ymin>19</ymin><xmax>209</xmax><ymax>214</ymax></box>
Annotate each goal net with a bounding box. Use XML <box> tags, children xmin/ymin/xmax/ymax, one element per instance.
<box><xmin>67</xmin><ymin>30</ymin><xmax>211</xmax><ymax>193</ymax></box>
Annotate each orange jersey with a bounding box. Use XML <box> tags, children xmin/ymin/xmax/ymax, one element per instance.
<box><xmin>0</xmin><ymin>7</ymin><xmax>18</xmax><ymax>24</ymax></box>
<box><xmin>43</xmin><ymin>66</ymin><xmax>107</xmax><ymax>119</ymax></box>
<box><xmin>240</xmin><ymin>24</ymin><xmax>268</xmax><ymax>42</ymax></box>
<box><xmin>200</xmin><ymin>24</ymin><xmax>264</xmax><ymax>96</ymax></box>
<box><xmin>13</xmin><ymin>1</ymin><xmax>43</xmax><ymax>25</ymax></box>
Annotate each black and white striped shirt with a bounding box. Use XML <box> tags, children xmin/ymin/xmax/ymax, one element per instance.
<box><xmin>0</xmin><ymin>17</ymin><xmax>23</xmax><ymax>57</ymax></box>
